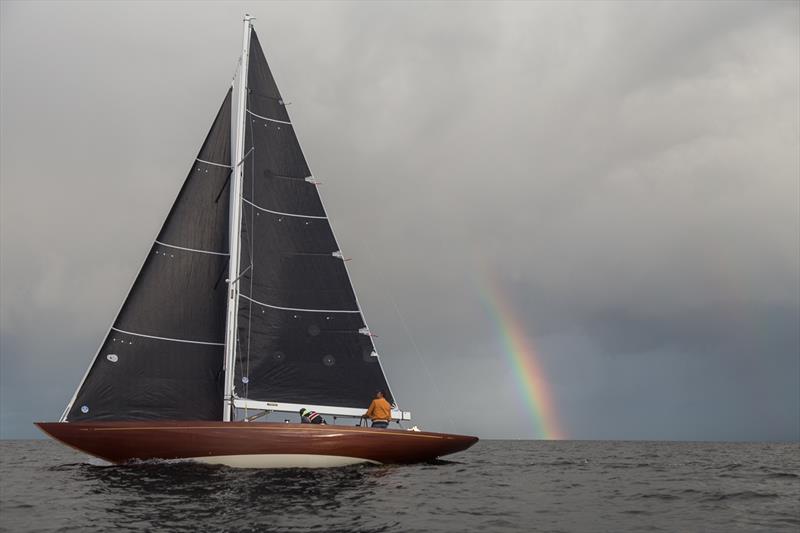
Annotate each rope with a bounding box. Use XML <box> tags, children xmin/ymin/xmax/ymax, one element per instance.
<box><xmin>364</xmin><ymin>242</ymin><xmax>456</xmax><ymax>433</ymax></box>
<box><xmin>228</xmin><ymin>51</ymin><xmax>244</xmax><ymax>421</ymax></box>
<box><xmin>230</xmin><ymin>55</ymin><xmax>242</xmax><ymax>87</ymax></box>
<box><xmin>243</xmin><ymin>98</ymin><xmax>256</xmax><ymax>418</ymax></box>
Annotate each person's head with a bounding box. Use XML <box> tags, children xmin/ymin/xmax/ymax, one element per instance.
<box><xmin>298</xmin><ymin>408</ymin><xmax>306</xmax><ymax>415</ymax></box>
<box><xmin>375</xmin><ymin>390</ymin><xmax>384</xmax><ymax>399</ymax></box>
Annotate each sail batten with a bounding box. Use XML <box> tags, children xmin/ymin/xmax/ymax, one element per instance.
<box><xmin>154</xmin><ymin>240</ymin><xmax>230</xmax><ymax>256</ymax></box>
<box><xmin>246</xmin><ymin>109</ymin><xmax>292</xmax><ymax>124</ymax></box>
<box><xmin>109</xmin><ymin>327</ymin><xmax>226</xmax><ymax>346</ymax></box>
<box><xmin>240</xmin><ymin>294</ymin><xmax>361</xmax><ymax>314</ymax></box>
<box><xmin>196</xmin><ymin>158</ymin><xmax>233</xmax><ymax>169</ymax></box>
<box><xmin>242</xmin><ymin>197</ymin><xmax>328</xmax><ymax>219</ymax></box>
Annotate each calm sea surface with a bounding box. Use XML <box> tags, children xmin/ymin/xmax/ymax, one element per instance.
<box><xmin>0</xmin><ymin>439</ymin><xmax>797</xmax><ymax>532</ymax></box>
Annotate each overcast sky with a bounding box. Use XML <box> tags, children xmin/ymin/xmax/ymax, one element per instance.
<box><xmin>1</xmin><ymin>1</ymin><xmax>798</xmax><ymax>441</ymax></box>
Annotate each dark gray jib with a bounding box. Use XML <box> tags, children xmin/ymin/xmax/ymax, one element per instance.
<box><xmin>67</xmin><ymin>89</ymin><xmax>232</xmax><ymax>421</ymax></box>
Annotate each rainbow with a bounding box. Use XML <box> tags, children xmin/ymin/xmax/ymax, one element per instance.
<box><xmin>477</xmin><ymin>273</ymin><xmax>565</xmax><ymax>440</ymax></box>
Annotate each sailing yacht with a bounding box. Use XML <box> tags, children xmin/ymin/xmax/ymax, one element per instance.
<box><xmin>36</xmin><ymin>16</ymin><xmax>477</xmax><ymax>467</ymax></box>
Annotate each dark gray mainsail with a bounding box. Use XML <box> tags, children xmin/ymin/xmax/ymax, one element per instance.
<box><xmin>65</xmin><ymin>89</ymin><xmax>233</xmax><ymax>421</ymax></box>
<box><xmin>234</xmin><ymin>29</ymin><xmax>395</xmax><ymax>409</ymax></box>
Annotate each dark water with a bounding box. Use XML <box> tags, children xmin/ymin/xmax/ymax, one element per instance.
<box><xmin>0</xmin><ymin>440</ymin><xmax>798</xmax><ymax>532</ymax></box>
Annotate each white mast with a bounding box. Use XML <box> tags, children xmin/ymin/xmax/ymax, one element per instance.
<box><xmin>223</xmin><ymin>14</ymin><xmax>253</xmax><ymax>422</ymax></box>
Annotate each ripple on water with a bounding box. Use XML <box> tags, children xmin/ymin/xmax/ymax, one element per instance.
<box><xmin>1</xmin><ymin>440</ymin><xmax>799</xmax><ymax>533</ymax></box>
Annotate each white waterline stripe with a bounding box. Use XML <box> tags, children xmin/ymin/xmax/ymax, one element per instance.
<box><xmin>240</xmin><ymin>294</ymin><xmax>361</xmax><ymax>314</ymax></box>
<box><xmin>196</xmin><ymin>158</ymin><xmax>233</xmax><ymax>168</ymax></box>
<box><xmin>154</xmin><ymin>240</ymin><xmax>230</xmax><ymax>256</ymax></box>
<box><xmin>110</xmin><ymin>327</ymin><xmax>225</xmax><ymax>346</ymax></box>
<box><xmin>242</xmin><ymin>198</ymin><xmax>327</xmax><ymax>219</ymax></box>
<box><xmin>192</xmin><ymin>454</ymin><xmax>379</xmax><ymax>468</ymax></box>
<box><xmin>247</xmin><ymin>109</ymin><xmax>292</xmax><ymax>125</ymax></box>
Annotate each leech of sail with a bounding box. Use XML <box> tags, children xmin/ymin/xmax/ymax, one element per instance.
<box><xmin>154</xmin><ymin>240</ymin><xmax>230</xmax><ymax>256</ymax></box>
<box><xmin>247</xmin><ymin>109</ymin><xmax>292</xmax><ymax>125</ymax></box>
<box><xmin>240</xmin><ymin>294</ymin><xmax>361</xmax><ymax>314</ymax></box>
<box><xmin>196</xmin><ymin>158</ymin><xmax>233</xmax><ymax>168</ymax></box>
<box><xmin>110</xmin><ymin>327</ymin><xmax>225</xmax><ymax>346</ymax></box>
<box><xmin>242</xmin><ymin>198</ymin><xmax>328</xmax><ymax>219</ymax></box>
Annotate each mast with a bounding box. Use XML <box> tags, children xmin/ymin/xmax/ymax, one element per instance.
<box><xmin>223</xmin><ymin>14</ymin><xmax>253</xmax><ymax>421</ymax></box>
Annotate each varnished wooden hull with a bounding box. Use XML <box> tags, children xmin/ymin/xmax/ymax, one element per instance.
<box><xmin>35</xmin><ymin>421</ymin><xmax>478</xmax><ymax>467</ymax></box>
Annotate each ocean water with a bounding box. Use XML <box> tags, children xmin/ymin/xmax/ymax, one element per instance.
<box><xmin>0</xmin><ymin>439</ymin><xmax>797</xmax><ymax>532</ymax></box>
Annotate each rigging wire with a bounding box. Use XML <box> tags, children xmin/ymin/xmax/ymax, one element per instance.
<box><xmin>226</xmin><ymin>51</ymin><xmax>244</xmax><ymax>422</ymax></box>
<box><xmin>230</xmin><ymin>55</ymin><xmax>242</xmax><ymax>87</ymax></box>
<box><xmin>362</xmin><ymin>242</ymin><xmax>456</xmax><ymax>433</ymax></box>
<box><xmin>230</xmin><ymin>70</ymin><xmax>254</xmax><ymax>422</ymax></box>
<box><xmin>232</xmin><ymin>106</ymin><xmax>257</xmax><ymax>421</ymax></box>
<box><xmin>243</xmin><ymin>100</ymin><xmax>257</xmax><ymax>420</ymax></box>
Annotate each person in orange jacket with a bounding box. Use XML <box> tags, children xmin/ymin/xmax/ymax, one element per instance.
<box><xmin>363</xmin><ymin>390</ymin><xmax>392</xmax><ymax>428</ymax></box>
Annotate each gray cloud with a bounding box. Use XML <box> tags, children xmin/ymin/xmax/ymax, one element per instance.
<box><xmin>2</xmin><ymin>1</ymin><xmax>798</xmax><ymax>440</ymax></box>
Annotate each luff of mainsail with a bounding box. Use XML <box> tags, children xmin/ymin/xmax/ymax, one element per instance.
<box><xmin>232</xmin><ymin>28</ymin><xmax>404</xmax><ymax>417</ymax></box>
<box><xmin>62</xmin><ymin>89</ymin><xmax>233</xmax><ymax>422</ymax></box>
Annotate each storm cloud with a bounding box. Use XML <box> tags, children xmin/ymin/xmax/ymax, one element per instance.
<box><xmin>1</xmin><ymin>1</ymin><xmax>798</xmax><ymax>440</ymax></box>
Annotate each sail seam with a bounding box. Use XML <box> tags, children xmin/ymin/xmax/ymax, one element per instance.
<box><xmin>241</xmin><ymin>198</ymin><xmax>327</xmax><ymax>219</ymax></box>
<box><xmin>154</xmin><ymin>240</ymin><xmax>230</xmax><ymax>256</ymax></box>
<box><xmin>246</xmin><ymin>109</ymin><xmax>292</xmax><ymax>125</ymax></box>
<box><xmin>240</xmin><ymin>294</ymin><xmax>360</xmax><ymax>314</ymax></box>
<box><xmin>196</xmin><ymin>158</ymin><xmax>233</xmax><ymax>168</ymax></box>
<box><xmin>110</xmin><ymin>327</ymin><xmax>225</xmax><ymax>346</ymax></box>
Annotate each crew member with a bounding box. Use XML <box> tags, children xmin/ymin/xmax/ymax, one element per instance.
<box><xmin>363</xmin><ymin>390</ymin><xmax>392</xmax><ymax>428</ymax></box>
<box><xmin>299</xmin><ymin>408</ymin><xmax>327</xmax><ymax>424</ymax></box>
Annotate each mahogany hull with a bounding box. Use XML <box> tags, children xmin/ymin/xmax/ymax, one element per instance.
<box><xmin>35</xmin><ymin>421</ymin><xmax>478</xmax><ymax>467</ymax></box>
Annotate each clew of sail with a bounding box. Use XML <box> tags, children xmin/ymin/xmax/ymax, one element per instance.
<box><xmin>63</xmin><ymin>89</ymin><xmax>233</xmax><ymax>422</ymax></box>
<box><xmin>233</xmin><ymin>30</ymin><xmax>401</xmax><ymax>416</ymax></box>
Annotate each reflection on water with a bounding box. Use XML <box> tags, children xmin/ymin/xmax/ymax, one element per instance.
<box><xmin>74</xmin><ymin>460</ymin><xmax>403</xmax><ymax>532</ymax></box>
